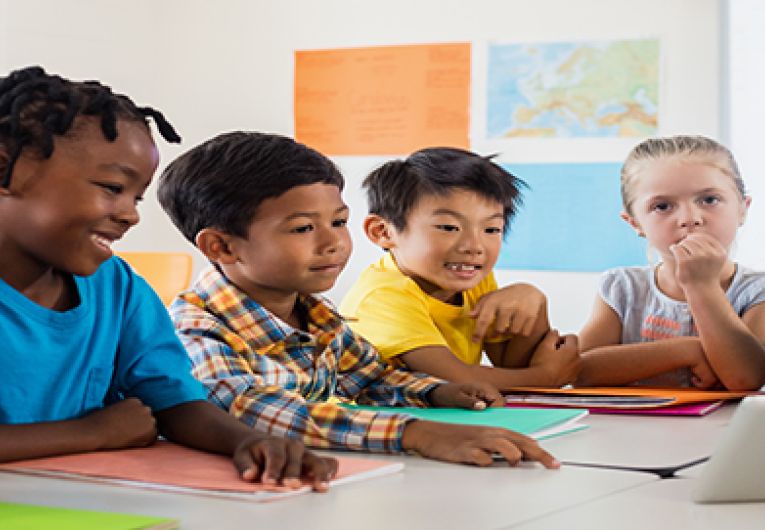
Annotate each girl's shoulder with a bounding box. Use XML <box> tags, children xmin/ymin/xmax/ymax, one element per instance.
<box><xmin>600</xmin><ymin>265</ymin><xmax>653</xmax><ymax>291</ymax></box>
<box><xmin>730</xmin><ymin>265</ymin><xmax>765</xmax><ymax>302</ymax></box>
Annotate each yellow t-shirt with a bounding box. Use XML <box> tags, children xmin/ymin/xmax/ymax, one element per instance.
<box><xmin>339</xmin><ymin>253</ymin><xmax>498</xmax><ymax>365</ymax></box>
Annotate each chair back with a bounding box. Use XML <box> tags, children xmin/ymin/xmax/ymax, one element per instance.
<box><xmin>117</xmin><ymin>252</ymin><xmax>193</xmax><ymax>306</ymax></box>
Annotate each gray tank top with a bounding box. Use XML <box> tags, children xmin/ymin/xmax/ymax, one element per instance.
<box><xmin>599</xmin><ymin>264</ymin><xmax>765</xmax><ymax>386</ymax></box>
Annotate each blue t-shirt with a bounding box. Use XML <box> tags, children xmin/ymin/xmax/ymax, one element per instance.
<box><xmin>0</xmin><ymin>257</ymin><xmax>206</xmax><ymax>423</ymax></box>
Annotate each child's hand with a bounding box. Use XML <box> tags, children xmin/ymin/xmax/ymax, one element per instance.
<box><xmin>81</xmin><ymin>398</ymin><xmax>157</xmax><ymax>450</ymax></box>
<box><xmin>233</xmin><ymin>436</ymin><xmax>339</xmax><ymax>492</ymax></box>
<box><xmin>679</xmin><ymin>337</ymin><xmax>720</xmax><ymax>389</ymax></box>
<box><xmin>528</xmin><ymin>330</ymin><xmax>580</xmax><ymax>387</ymax></box>
<box><xmin>670</xmin><ymin>233</ymin><xmax>727</xmax><ymax>289</ymax></box>
<box><xmin>428</xmin><ymin>382</ymin><xmax>504</xmax><ymax>409</ymax></box>
<box><xmin>401</xmin><ymin>420</ymin><xmax>559</xmax><ymax>468</ymax></box>
<box><xmin>470</xmin><ymin>283</ymin><xmax>547</xmax><ymax>343</ymax></box>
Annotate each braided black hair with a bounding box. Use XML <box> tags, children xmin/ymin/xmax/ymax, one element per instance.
<box><xmin>0</xmin><ymin>65</ymin><xmax>181</xmax><ymax>188</ymax></box>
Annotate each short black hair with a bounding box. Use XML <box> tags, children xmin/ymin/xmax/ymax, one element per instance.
<box><xmin>0</xmin><ymin>65</ymin><xmax>180</xmax><ymax>188</ymax></box>
<box><xmin>363</xmin><ymin>147</ymin><xmax>524</xmax><ymax>232</ymax></box>
<box><xmin>157</xmin><ymin>131</ymin><xmax>344</xmax><ymax>244</ymax></box>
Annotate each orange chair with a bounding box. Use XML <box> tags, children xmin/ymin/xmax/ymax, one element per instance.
<box><xmin>117</xmin><ymin>252</ymin><xmax>193</xmax><ymax>306</ymax></box>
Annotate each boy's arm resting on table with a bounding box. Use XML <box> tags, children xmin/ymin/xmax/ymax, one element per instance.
<box><xmin>154</xmin><ymin>400</ymin><xmax>337</xmax><ymax>489</ymax></box>
<box><xmin>0</xmin><ymin>398</ymin><xmax>156</xmax><ymax>463</ymax></box>
<box><xmin>335</xmin><ymin>331</ymin><xmax>504</xmax><ymax>409</ymax></box>
<box><xmin>577</xmin><ymin>297</ymin><xmax>717</xmax><ymax>387</ymax></box>
<box><xmin>399</xmin><ymin>329</ymin><xmax>579</xmax><ymax>392</ymax></box>
<box><xmin>180</xmin><ymin>320</ymin><xmax>557</xmax><ymax>468</ymax></box>
<box><xmin>686</xmin><ymin>286</ymin><xmax>765</xmax><ymax>390</ymax></box>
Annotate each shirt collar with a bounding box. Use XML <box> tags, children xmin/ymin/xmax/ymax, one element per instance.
<box><xmin>187</xmin><ymin>267</ymin><xmax>346</xmax><ymax>347</ymax></box>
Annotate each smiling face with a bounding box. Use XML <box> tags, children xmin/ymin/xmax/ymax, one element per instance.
<box><xmin>221</xmin><ymin>183</ymin><xmax>352</xmax><ymax>300</ymax></box>
<box><xmin>382</xmin><ymin>189</ymin><xmax>504</xmax><ymax>302</ymax></box>
<box><xmin>622</xmin><ymin>156</ymin><xmax>750</xmax><ymax>262</ymax></box>
<box><xmin>0</xmin><ymin>118</ymin><xmax>158</xmax><ymax>280</ymax></box>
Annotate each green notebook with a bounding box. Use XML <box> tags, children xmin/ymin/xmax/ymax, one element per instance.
<box><xmin>345</xmin><ymin>405</ymin><xmax>588</xmax><ymax>440</ymax></box>
<box><xmin>0</xmin><ymin>502</ymin><xmax>178</xmax><ymax>530</ymax></box>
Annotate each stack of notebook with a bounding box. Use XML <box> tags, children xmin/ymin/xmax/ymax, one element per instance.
<box><xmin>504</xmin><ymin>387</ymin><xmax>752</xmax><ymax>416</ymax></box>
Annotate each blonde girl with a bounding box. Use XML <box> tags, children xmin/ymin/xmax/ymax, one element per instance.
<box><xmin>578</xmin><ymin>136</ymin><xmax>765</xmax><ymax>390</ymax></box>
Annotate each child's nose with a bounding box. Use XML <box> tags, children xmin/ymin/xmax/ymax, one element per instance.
<box><xmin>319</xmin><ymin>226</ymin><xmax>347</xmax><ymax>254</ymax></box>
<box><xmin>457</xmin><ymin>230</ymin><xmax>483</xmax><ymax>254</ymax></box>
<box><xmin>678</xmin><ymin>204</ymin><xmax>703</xmax><ymax>228</ymax></box>
<box><xmin>115</xmin><ymin>200</ymin><xmax>140</xmax><ymax>227</ymax></box>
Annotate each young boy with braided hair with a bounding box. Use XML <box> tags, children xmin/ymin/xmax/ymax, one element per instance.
<box><xmin>0</xmin><ymin>66</ymin><xmax>336</xmax><ymax>490</ymax></box>
<box><xmin>158</xmin><ymin>131</ymin><xmax>559</xmax><ymax>468</ymax></box>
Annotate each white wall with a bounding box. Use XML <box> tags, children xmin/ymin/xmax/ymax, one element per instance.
<box><xmin>1</xmin><ymin>0</ymin><xmax>723</xmax><ymax>332</ymax></box>
<box><xmin>726</xmin><ymin>0</ymin><xmax>765</xmax><ymax>270</ymax></box>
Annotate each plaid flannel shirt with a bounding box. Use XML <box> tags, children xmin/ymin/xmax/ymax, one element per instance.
<box><xmin>170</xmin><ymin>267</ymin><xmax>444</xmax><ymax>452</ymax></box>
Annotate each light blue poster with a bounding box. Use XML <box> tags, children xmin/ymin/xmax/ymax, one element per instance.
<box><xmin>497</xmin><ymin>162</ymin><xmax>647</xmax><ymax>272</ymax></box>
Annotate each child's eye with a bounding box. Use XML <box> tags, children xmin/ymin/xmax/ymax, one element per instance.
<box><xmin>291</xmin><ymin>224</ymin><xmax>314</xmax><ymax>233</ymax></box>
<box><xmin>332</xmin><ymin>218</ymin><xmax>348</xmax><ymax>228</ymax></box>
<box><xmin>435</xmin><ymin>224</ymin><xmax>459</xmax><ymax>232</ymax></box>
<box><xmin>700</xmin><ymin>195</ymin><xmax>720</xmax><ymax>206</ymax></box>
<box><xmin>97</xmin><ymin>182</ymin><xmax>123</xmax><ymax>195</ymax></box>
<box><xmin>652</xmin><ymin>202</ymin><xmax>672</xmax><ymax>213</ymax></box>
<box><xmin>485</xmin><ymin>227</ymin><xmax>503</xmax><ymax>234</ymax></box>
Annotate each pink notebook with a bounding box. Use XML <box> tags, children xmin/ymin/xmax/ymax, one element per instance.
<box><xmin>0</xmin><ymin>441</ymin><xmax>403</xmax><ymax>502</ymax></box>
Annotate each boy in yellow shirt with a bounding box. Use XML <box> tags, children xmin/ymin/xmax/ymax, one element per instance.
<box><xmin>340</xmin><ymin>148</ymin><xmax>580</xmax><ymax>391</ymax></box>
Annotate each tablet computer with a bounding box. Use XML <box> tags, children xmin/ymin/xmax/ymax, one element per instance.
<box><xmin>693</xmin><ymin>396</ymin><xmax>765</xmax><ymax>503</ymax></box>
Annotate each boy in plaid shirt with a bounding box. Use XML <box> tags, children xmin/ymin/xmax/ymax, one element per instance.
<box><xmin>157</xmin><ymin>132</ymin><xmax>558</xmax><ymax>467</ymax></box>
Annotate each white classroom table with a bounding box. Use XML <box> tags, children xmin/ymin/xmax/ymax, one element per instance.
<box><xmin>0</xmin><ymin>403</ymin><xmax>761</xmax><ymax>530</ymax></box>
<box><xmin>512</xmin><ymin>464</ymin><xmax>765</xmax><ymax>530</ymax></box>
<box><xmin>542</xmin><ymin>403</ymin><xmax>735</xmax><ymax>468</ymax></box>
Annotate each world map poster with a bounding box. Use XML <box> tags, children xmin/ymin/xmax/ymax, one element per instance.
<box><xmin>487</xmin><ymin>39</ymin><xmax>659</xmax><ymax>138</ymax></box>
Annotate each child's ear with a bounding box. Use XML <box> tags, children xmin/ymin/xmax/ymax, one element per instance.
<box><xmin>740</xmin><ymin>196</ymin><xmax>753</xmax><ymax>226</ymax></box>
<box><xmin>620</xmin><ymin>211</ymin><xmax>645</xmax><ymax>237</ymax></box>
<box><xmin>195</xmin><ymin>228</ymin><xmax>239</xmax><ymax>264</ymax></box>
<box><xmin>364</xmin><ymin>214</ymin><xmax>396</xmax><ymax>249</ymax></box>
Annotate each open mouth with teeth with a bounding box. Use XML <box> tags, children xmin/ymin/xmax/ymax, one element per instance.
<box><xmin>445</xmin><ymin>263</ymin><xmax>482</xmax><ymax>272</ymax></box>
<box><xmin>91</xmin><ymin>234</ymin><xmax>115</xmax><ymax>251</ymax></box>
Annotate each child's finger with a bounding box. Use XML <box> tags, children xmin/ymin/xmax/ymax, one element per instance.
<box><xmin>510</xmin><ymin>435</ymin><xmax>560</xmax><ymax>469</ymax></box>
<box><xmin>281</xmin><ymin>440</ymin><xmax>306</xmax><ymax>488</ymax></box>
<box><xmin>467</xmin><ymin>296</ymin><xmax>487</xmax><ymax>317</ymax></box>
<box><xmin>233</xmin><ymin>446</ymin><xmax>261</xmax><ymax>482</ymax></box>
<box><xmin>485</xmin><ymin>438</ymin><xmax>524</xmax><ymax>467</ymax></box>
<box><xmin>493</xmin><ymin>308</ymin><xmax>512</xmax><ymax>335</ymax></box>
<box><xmin>471</xmin><ymin>309</ymin><xmax>495</xmax><ymax>343</ymax></box>
<box><xmin>303</xmin><ymin>454</ymin><xmax>338</xmax><ymax>491</ymax></box>
<box><xmin>258</xmin><ymin>439</ymin><xmax>288</xmax><ymax>485</ymax></box>
<box><xmin>450</xmin><ymin>389</ymin><xmax>488</xmax><ymax>410</ymax></box>
<box><xmin>477</xmin><ymin>386</ymin><xmax>504</xmax><ymax>407</ymax></box>
<box><xmin>557</xmin><ymin>334</ymin><xmax>578</xmax><ymax>352</ymax></box>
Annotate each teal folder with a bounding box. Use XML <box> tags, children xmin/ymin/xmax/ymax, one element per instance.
<box><xmin>0</xmin><ymin>502</ymin><xmax>178</xmax><ymax>530</ymax></box>
<box><xmin>345</xmin><ymin>405</ymin><xmax>588</xmax><ymax>440</ymax></box>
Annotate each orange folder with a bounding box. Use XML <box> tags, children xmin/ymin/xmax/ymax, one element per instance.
<box><xmin>504</xmin><ymin>387</ymin><xmax>753</xmax><ymax>409</ymax></box>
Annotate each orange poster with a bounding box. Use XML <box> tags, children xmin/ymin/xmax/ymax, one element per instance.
<box><xmin>294</xmin><ymin>43</ymin><xmax>470</xmax><ymax>155</ymax></box>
